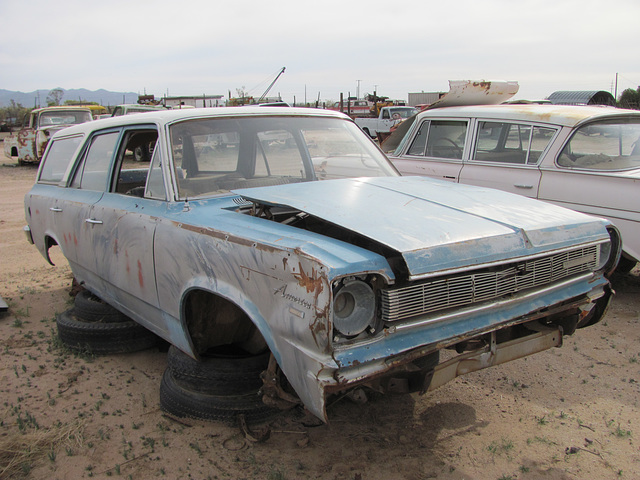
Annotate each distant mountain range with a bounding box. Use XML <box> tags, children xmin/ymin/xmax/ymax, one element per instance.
<box><xmin>0</xmin><ymin>88</ymin><xmax>140</xmax><ymax>108</ymax></box>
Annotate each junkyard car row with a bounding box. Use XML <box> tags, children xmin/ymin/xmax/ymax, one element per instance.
<box><xmin>386</xmin><ymin>104</ymin><xmax>640</xmax><ymax>272</ymax></box>
<box><xmin>4</xmin><ymin>106</ymin><xmax>94</xmax><ymax>164</ymax></box>
<box><xmin>23</xmin><ymin>106</ymin><xmax>620</xmax><ymax>422</ymax></box>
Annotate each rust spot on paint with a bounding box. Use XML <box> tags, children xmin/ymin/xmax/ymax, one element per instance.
<box><xmin>35</xmin><ymin>209</ymin><xmax>40</xmax><ymax>215</ymax></box>
<box><xmin>125</xmin><ymin>250</ymin><xmax>130</xmax><ymax>274</ymax></box>
<box><xmin>73</xmin><ymin>234</ymin><xmax>78</xmax><ymax>247</ymax></box>
<box><xmin>294</xmin><ymin>262</ymin><xmax>323</xmax><ymax>295</ymax></box>
<box><xmin>137</xmin><ymin>260</ymin><xmax>144</xmax><ymax>288</ymax></box>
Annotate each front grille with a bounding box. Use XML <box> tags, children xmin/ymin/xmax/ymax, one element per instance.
<box><xmin>380</xmin><ymin>245</ymin><xmax>599</xmax><ymax>323</ymax></box>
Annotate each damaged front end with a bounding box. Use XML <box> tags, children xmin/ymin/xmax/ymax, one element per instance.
<box><xmin>236</xmin><ymin>179</ymin><xmax>619</xmax><ymax>422</ymax></box>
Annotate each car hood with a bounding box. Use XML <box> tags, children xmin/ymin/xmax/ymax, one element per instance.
<box><xmin>234</xmin><ymin>176</ymin><xmax>608</xmax><ymax>277</ymax></box>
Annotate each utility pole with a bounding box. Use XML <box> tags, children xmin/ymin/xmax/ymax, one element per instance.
<box><xmin>614</xmin><ymin>72</ymin><xmax>618</xmax><ymax>101</ymax></box>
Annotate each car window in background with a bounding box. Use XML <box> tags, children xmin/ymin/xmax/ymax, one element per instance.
<box><xmin>38</xmin><ymin>135</ymin><xmax>84</xmax><ymax>184</ymax></box>
<box><xmin>558</xmin><ymin>120</ymin><xmax>640</xmax><ymax>170</ymax></box>
<box><xmin>473</xmin><ymin>122</ymin><xmax>555</xmax><ymax>165</ymax></box>
<box><xmin>407</xmin><ymin>120</ymin><xmax>467</xmax><ymax>159</ymax></box>
<box><xmin>71</xmin><ymin>131</ymin><xmax>119</xmax><ymax>191</ymax></box>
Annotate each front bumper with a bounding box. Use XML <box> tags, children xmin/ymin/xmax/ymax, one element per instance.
<box><xmin>302</xmin><ymin>274</ymin><xmax>611</xmax><ymax>421</ymax></box>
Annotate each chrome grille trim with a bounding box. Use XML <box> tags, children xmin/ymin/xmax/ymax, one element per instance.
<box><xmin>381</xmin><ymin>245</ymin><xmax>599</xmax><ymax>323</ymax></box>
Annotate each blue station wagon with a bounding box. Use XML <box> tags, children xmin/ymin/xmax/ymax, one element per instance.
<box><xmin>24</xmin><ymin>107</ymin><xmax>620</xmax><ymax>421</ymax></box>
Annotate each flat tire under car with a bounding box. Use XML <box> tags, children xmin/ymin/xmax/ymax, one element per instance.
<box><xmin>73</xmin><ymin>290</ymin><xmax>130</xmax><ymax>323</ymax></box>
<box><xmin>166</xmin><ymin>346</ymin><xmax>270</xmax><ymax>395</ymax></box>
<box><xmin>56</xmin><ymin>309</ymin><xmax>158</xmax><ymax>355</ymax></box>
<box><xmin>159</xmin><ymin>369</ymin><xmax>278</xmax><ymax>425</ymax></box>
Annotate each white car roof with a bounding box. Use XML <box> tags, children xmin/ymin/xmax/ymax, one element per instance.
<box><xmin>417</xmin><ymin>104</ymin><xmax>640</xmax><ymax>127</ymax></box>
<box><xmin>52</xmin><ymin>106</ymin><xmax>351</xmax><ymax>138</ymax></box>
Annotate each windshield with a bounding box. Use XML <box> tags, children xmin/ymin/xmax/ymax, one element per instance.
<box><xmin>558</xmin><ymin>119</ymin><xmax>640</xmax><ymax>171</ymax></box>
<box><xmin>169</xmin><ymin>115</ymin><xmax>397</xmax><ymax>199</ymax></box>
<box><xmin>389</xmin><ymin>107</ymin><xmax>418</xmax><ymax>119</ymax></box>
<box><xmin>38</xmin><ymin>110</ymin><xmax>92</xmax><ymax>127</ymax></box>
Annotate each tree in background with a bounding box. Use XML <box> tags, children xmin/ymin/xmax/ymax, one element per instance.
<box><xmin>618</xmin><ymin>87</ymin><xmax>640</xmax><ymax>109</ymax></box>
<box><xmin>46</xmin><ymin>88</ymin><xmax>64</xmax><ymax>106</ymax></box>
<box><xmin>0</xmin><ymin>100</ymin><xmax>31</xmax><ymax>128</ymax></box>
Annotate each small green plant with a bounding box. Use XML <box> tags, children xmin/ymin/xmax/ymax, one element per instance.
<box><xmin>12</xmin><ymin>318</ymin><xmax>24</xmax><ymax>328</ymax></box>
<box><xmin>536</xmin><ymin>415</ymin><xmax>548</xmax><ymax>426</ymax></box>
<box><xmin>189</xmin><ymin>442</ymin><xmax>203</xmax><ymax>457</ymax></box>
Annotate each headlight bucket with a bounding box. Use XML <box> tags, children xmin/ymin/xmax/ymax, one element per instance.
<box><xmin>333</xmin><ymin>279</ymin><xmax>375</xmax><ymax>337</ymax></box>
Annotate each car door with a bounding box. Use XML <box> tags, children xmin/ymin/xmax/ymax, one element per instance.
<box><xmin>459</xmin><ymin>120</ymin><xmax>556</xmax><ymax>198</ymax></box>
<box><xmin>87</xmin><ymin>127</ymin><xmax>162</xmax><ymax>319</ymax></box>
<box><xmin>62</xmin><ymin>130</ymin><xmax>122</xmax><ymax>290</ymax></box>
<box><xmin>391</xmin><ymin>118</ymin><xmax>469</xmax><ymax>182</ymax></box>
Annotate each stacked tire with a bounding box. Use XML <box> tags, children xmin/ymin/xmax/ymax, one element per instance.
<box><xmin>160</xmin><ymin>346</ymin><xmax>278</xmax><ymax>425</ymax></box>
<box><xmin>56</xmin><ymin>290</ymin><xmax>158</xmax><ymax>355</ymax></box>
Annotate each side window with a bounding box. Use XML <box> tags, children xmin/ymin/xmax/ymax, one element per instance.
<box><xmin>529</xmin><ymin>126</ymin><xmax>556</xmax><ymax>164</ymax></box>
<box><xmin>408</xmin><ymin>120</ymin><xmax>467</xmax><ymax>159</ymax></box>
<box><xmin>72</xmin><ymin>132</ymin><xmax>119</xmax><ymax>191</ymax></box>
<box><xmin>113</xmin><ymin>129</ymin><xmax>160</xmax><ymax>198</ymax></box>
<box><xmin>474</xmin><ymin>122</ymin><xmax>555</xmax><ymax>165</ymax></box>
<box><xmin>38</xmin><ymin>135</ymin><xmax>84</xmax><ymax>183</ymax></box>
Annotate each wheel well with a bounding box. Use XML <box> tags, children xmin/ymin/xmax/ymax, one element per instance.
<box><xmin>43</xmin><ymin>235</ymin><xmax>59</xmax><ymax>265</ymax></box>
<box><xmin>183</xmin><ymin>289</ymin><xmax>268</xmax><ymax>356</ymax></box>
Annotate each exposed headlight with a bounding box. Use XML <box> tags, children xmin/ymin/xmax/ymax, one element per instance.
<box><xmin>333</xmin><ymin>279</ymin><xmax>375</xmax><ymax>337</ymax></box>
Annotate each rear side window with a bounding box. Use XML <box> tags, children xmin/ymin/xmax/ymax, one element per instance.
<box><xmin>407</xmin><ymin>120</ymin><xmax>467</xmax><ymax>159</ymax></box>
<box><xmin>38</xmin><ymin>135</ymin><xmax>83</xmax><ymax>183</ymax></box>
<box><xmin>71</xmin><ymin>131</ymin><xmax>120</xmax><ymax>191</ymax></box>
<box><xmin>473</xmin><ymin>122</ymin><xmax>555</xmax><ymax>164</ymax></box>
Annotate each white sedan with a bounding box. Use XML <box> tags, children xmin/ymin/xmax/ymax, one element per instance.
<box><xmin>387</xmin><ymin>104</ymin><xmax>640</xmax><ymax>272</ymax></box>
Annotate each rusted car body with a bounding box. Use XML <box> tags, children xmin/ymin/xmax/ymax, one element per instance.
<box><xmin>4</xmin><ymin>106</ymin><xmax>93</xmax><ymax>164</ymax></box>
<box><xmin>24</xmin><ymin>107</ymin><xmax>619</xmax><ymax>421</ymax></box>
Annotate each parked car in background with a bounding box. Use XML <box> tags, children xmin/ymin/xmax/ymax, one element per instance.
<box><xmin>355</xmin><ymin>106</ymin><xmax>418</xmax><ymax>139</ymax></box>
<box><xmin>387</xmin><ymin>104</ymin><xmax>640</xmax><ymax>272</ymax></box>
<box><xmin>111</xmin><ymin>104</ymin><xmax>166</xmax><ymax>116</ymax></box>
<box><xmin>4</xmin><ymin>106</ymin><xmax>93</xmax><ymax>164</ymax></box>
<box><xmin>24</xmin><ymin>107</ymin><xmax>619</xmax><ymax>422</ymax></box>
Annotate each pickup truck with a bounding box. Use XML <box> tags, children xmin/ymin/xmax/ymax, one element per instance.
<box><xmin>355</xmin><ymin>106</ymin><xmax>418</xmax><ymax>138</ymax></box>
<box><xmin>3</xmin><ymin>106</ymin><xmax>93</xmax><ymax>164</ymax></box>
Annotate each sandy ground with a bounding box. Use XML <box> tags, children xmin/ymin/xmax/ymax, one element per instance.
<box><xmin>1</xmin><ymin>155</ymin><xmax>639</xmax><ymax>480</ymax></box>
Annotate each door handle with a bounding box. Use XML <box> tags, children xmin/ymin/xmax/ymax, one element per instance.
<box><xmin>49</xmin><ymin>207</ymin><xmax>62</xmax><ymax>212</ymax></box>
<box><xmin>443</xmin><ymin>175</ymin><xmax>456</xmax><ymax>180</ymax></box>
<box><xmin>514</xmin><ymin>184</ymin><xmax>533</xmax><ymax>189</ymax></box>
<box><xmin>85</xmin><ymin>219</ymin><xmax>103</xmax><ymax>225</ymax></box>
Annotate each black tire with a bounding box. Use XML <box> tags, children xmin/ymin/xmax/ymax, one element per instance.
<box><xmin>73</xmin><ymin>290</ymin><xmax>130</xmax><ymax>323</ymax></box>
<box><xmin>56</xmin><ymin>310</ymin><xmax>157</xmax><ymax>355</ymax></box>
<box><xmin>167</xmin><ymin>346</ymin><xmax>269</xmax><ymax>395</ymax></box>
<box><xmin>159</xmin><ymin>369</ymin><xmax>278</xmax><ymax>425</ymax></box>
<box><xmin>616</xmin><ymin>255</ymin><xmax>637</xmax><ymax>274</ymax></box>
<box><xmin>133</xmin><ymin>145</ymin><xmax>149</xmax><ymax>162</ymax></box>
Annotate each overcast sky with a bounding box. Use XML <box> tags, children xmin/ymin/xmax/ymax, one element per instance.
<box><xmin>2</xmin><ymin>0</ymin><xmax>638</xmax><ymax>104</ymax></box>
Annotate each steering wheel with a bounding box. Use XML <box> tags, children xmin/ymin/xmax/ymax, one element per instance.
<box><xmin>433</xmin><ymin>138</ymin><xmax>463</xmax><ymax>157</ymax></box>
